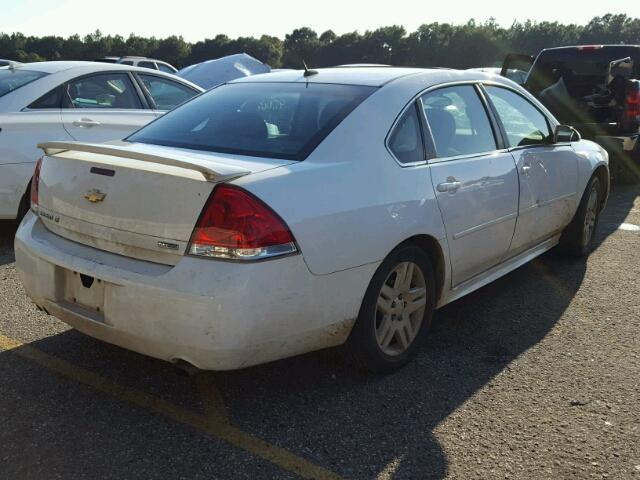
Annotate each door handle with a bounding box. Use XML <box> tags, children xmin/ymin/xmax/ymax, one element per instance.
<box><xmin>73</xmin><ymin>118</ymin><xmax>101</xmax><ymax>127</ymax></box>
<box><xmin>521</xmin><ymin>164</ymin><xmax>532</xmax><ymax>175</ymax></box>
<box><xmin>436</xmin><ymin>180</ymin><xmax>462</xmax><ymax>193</ymax></box>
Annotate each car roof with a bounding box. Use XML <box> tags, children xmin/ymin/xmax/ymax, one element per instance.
<box><xmin>6</xmin><ymin>61</ymin><xmax>163</xmax><ymax>74</ymax></box>
<box><xmin>543</xmin><ymin>44</ymin><xmax>640</xmax><ymax>51</ymax></box>
<box><xmin>230</xmin><ymin>67</ymin><xmax>432</xmax><ymax>87</ymax></box>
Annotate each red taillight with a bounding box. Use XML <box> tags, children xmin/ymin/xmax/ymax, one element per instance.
<box><xmin>188</xmin><ymin>184</ymin><xmax>297</xmax><ymax>260</ymax></box>
<box><xmin>624</xmin><ymin>88</ymin><xmax>640</xmax><ymax>121</ymax></box>
<box><xmin>30</xmin><ymin>157</ymin><xmax>43</xmax><ymax>212</ymax></box>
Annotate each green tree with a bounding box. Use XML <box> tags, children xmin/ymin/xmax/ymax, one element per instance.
<box><xmin>283</xmin><ymin>27</ymin><xmax>319</xmax><ymax>67</ymax></box>
<box><xmin>152</xmin><ymin>35</ymin><xmax>190</xmax><ymax>67</ymax></box>
<box><xmin>1</xmin><ymin>14</ymin><xmax>640</xmax><ymax>69</ymax></box>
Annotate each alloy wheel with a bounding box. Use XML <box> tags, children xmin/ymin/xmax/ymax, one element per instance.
<box><xmin>374</xmin><ymin>261</ymin><xmax>427</xmax><ymax>356</ymax></box>
<box><xmin>583</xmin><ymin>188</ymin><xmax>599</xmax><ymax>246</ymax></box>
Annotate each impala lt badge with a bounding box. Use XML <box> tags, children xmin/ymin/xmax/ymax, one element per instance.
<box><xmin>157</xmin><ymin>241</ymin><xmax>179</xmax><ymax>251</ymax></box>
<box><xmin>85</xmin><ymin>189</ymin><xmax>106</xmax><ymax>203</ymax></box>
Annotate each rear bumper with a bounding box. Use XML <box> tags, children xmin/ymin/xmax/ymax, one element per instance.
<box><xmin>15</xmin><ymin>213</ymin><xmax>376</xmax><ymax>370</ymax></box>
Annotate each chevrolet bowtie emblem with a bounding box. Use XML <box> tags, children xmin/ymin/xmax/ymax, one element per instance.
<box><xmin>84</xmin><ymin>189</ymin><xmax>106</xmax><ymax>203</ymax></box>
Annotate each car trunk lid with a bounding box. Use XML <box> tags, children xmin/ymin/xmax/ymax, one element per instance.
<box><xmin>35</xmin><ymin>141</ymin><xmax>294</xmax><ymax>265</ymax></box>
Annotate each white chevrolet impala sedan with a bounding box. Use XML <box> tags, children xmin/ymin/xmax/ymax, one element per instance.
<box><xmin>15</xmin><ymin>67</ymin><xmax>609</xmax><ymax>372</ymax></box>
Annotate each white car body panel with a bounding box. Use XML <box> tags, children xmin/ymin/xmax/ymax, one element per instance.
<box><xmin>508</xmin><ymin>145</ymin><xmax>579</xmax><ymax>254</ymax></box>
<box><xmin>61</xmin><ymin>109</ymin><xmax>158</xmax><ymax>143</ymax></box>
<box><xmin>14</xmin><ymin>67</ymin><xmax>609</xmax><ymax>370</ymax></box>
<box><xmin>0</xmin><ymin>61</ymin><xmax>202</xmax><ymax>219</ymax></box>
<box><xmin>429</xmin><ymin>152</ymin><xmax>519</xmax><ymax>286</ymax></box>
<box><xmin>0</xmin><ymin>110</ymin><xmax>69</xmax><ymax>218</ymax></box>
<box><xmin>0</xmin><ymin>163</ymin><xmax>35</xmax><ymax>217</ymax></box>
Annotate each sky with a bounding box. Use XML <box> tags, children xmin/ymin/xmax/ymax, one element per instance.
<box><xmin>1</xmin><ymin>0</ymin><xmax>639</xmax><ymax>41</ymax></box>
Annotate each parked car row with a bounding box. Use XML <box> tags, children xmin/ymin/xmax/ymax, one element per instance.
<box><xmin>13</xmin><ymin>65</ymin><xmax>609</xmax><ymax>373</ymax></box>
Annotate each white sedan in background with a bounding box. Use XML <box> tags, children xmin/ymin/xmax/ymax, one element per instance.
<box><xmin>16</xmin><ymin>67</ymin><xmax>608</xmax><ymax>373</ymax></box>
<box><xmin>0</xmin><ymin>61</ymin><xmax>202</xmax><ymax>219</ymax></box>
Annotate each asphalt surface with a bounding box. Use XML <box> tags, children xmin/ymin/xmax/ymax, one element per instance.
<box><xmin>0</xmin><ymin>186</ymin><xmax>638</xmax><ymax>480</ymax></box>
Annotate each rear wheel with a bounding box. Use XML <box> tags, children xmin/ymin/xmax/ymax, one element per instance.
<box><xmin>16</xmin><ymin>184</ymin><xmax>31</xmax><ymax>222</ymax></box>
<box><xmin>559</xmin><ymin>176</ymin><xmax>602</xmax><ymax>256</ymax></box>
<box><xmin>349</xmin><ymin>245</ymin><xmax>436</xmax><ymax>373</ymax></box>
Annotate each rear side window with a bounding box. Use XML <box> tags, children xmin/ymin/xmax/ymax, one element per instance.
<box><xmin>120</xmin><ymin>60</ymin><xmax>134</xmax><ymax>66</ymax></box>
<box><xmin>138</xmin><ymin>74</ymin><xmax>197</xmax><ymax>110</ymax></box>
<box><xmin>128</xmin><ymin>82</ymin><xmax>376</xmax><ymax>160</ymax></box>
<box><xmin>28</xmin><ymin>86</ymin><xmax>63</xmax><ymax>109</ymax></box>
<box><xmin>421</xmin><ymin>85</ymin><xmax>496</xmax><ymax>158</ymax></box>
<box><xmin>388</xmin><ymin>105</ymin><xmax>424</xmax><ymax>164</ymax></box>
<box><xmin>485</xmin><ymin>86</ymin><xmax>551</xmax><ymax>147</ymax></box>
<box><xmin>139</xmin><ymin>61</ymin><xmax>157</xmax><ymax>70</ymax></box>
<box><xmin>65</xmin><ymin>73</ymin><xmax>142</xmax><ymax>109</ymax></box>
<box><xmin>0</xmin><ymin>69</ymin><xmax>47</xmax><ymax>98</ymax></box>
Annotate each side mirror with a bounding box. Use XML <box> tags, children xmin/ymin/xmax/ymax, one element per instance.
<box><xmin>554</xmin><ymin>125</ymin><xmax>581</xmax><ymax>143</ymax></box>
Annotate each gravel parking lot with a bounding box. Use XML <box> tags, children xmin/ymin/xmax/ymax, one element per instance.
<box><xmin>0</xmin><ymin>186</ymin><xmax>638</xmax><ymax>480</ymax></box>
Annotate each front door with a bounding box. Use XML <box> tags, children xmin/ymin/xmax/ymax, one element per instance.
<box><xmin>61</xmin><ymin>72</ymin><xmax>156</xmax><ymax>143</ymax></box>
<box><xmin>483</xmin><ymin>85</ymin><xmax>578</xmax><ymax>255</ymax></box>
<box><xmin>420</xmin><ymin>84</ymin><xmax>519</xmax><ymax>286</ymax></box>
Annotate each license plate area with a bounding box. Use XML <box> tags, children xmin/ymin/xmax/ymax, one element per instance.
<box><xmin>63</xmin><ymin>270</ymin><xmax>105</xmax><ymax>314</ymax></box>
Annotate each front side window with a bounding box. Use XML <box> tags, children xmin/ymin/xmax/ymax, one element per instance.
<box><xmin>128</xmin><ymin>82</ymin><xmax>376</xmax><ymax>160</ymax></box>
<box><xmin>388</xmin><ymin>105</ymin><xmax>424</xmax><ymax>164</ymax></box>
<box><xmin>0</xmin><ymin>69</ymin><xmax>47</xmax><ymax>98</ymax></box>
<box><xmin>485</xmin><ymin>86</ymin><xmax>551</xmax><ymax>147</ymax></box>
<box><xmin>138</xmin><ymin>74</ymin><xmax>197</xmax><ymax>110</ymax></box>
<box><xmin>65</xmin><ymin>73</ymin><xmax>142</xmax><ymax>109</ymax></box>
<box><xmin>420</xmin><ymin>85</ymin><xmax>496</xmax><ymax>158</ymax></box>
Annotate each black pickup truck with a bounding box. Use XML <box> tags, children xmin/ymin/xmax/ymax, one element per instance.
<box><xmin>502</xmin><ymin>45</ymin><xmax>640</xmax><ymax>182</ymax></box>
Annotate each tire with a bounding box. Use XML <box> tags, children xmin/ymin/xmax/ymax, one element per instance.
<box><xmin>558</xmin><ymin>176</ymin><xmax>602</xmax><ymax>256</ymax></box>
<box><xmin>348</xmin><ymin>245</ymin><xmax>436</xmax><ymax>373</ymax></box>
<box><xmin>16</xmin><ymin>185</ymin><xmax>31</xmax><ymax>222</ymax></box>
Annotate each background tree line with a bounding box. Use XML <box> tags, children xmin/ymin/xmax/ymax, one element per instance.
<box><xmin>1</xmin><ymin>14</ymin><xmax>639</xmax><ymax>69</ymax></box>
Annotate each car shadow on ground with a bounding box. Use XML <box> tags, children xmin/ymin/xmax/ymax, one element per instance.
<box><xmin>0</xmin><ymin>186</ymin><xmax>637</xmax><ymax>479</ymax></box>
<box><xmin>595</xmin><ymin>184</ymin><xmax>640</xmax><ymax>248</ymax></box>
<box><xmin>0</xmin><ymin>220</ymin><xmax>17</xmax><ymax>266</ymax></box>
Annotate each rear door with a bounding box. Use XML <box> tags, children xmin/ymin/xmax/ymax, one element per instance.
<box><xmin>61</xmin><ymin>72</ymin><xmax>156</xmax><ymax>143</ymax></box>
<box><xmin>135</xmin><ymin>73</ymin><xmax>199</xmax><ymax>114</ymax></box>
<box><xmin>483</xmin><ymin>85</ymin><xmax>578</xmax><ymax>255</ymax></box>
<box><xmin>420</xmin><ymin>84</ymin><xmax>519</xmax><ymax>286</ymax></box>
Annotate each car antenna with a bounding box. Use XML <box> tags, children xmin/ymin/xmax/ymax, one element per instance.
<box><xmin>303</xmin><ymin>60</ymin><xmax>318</xmax><ymax>77</ymax></box>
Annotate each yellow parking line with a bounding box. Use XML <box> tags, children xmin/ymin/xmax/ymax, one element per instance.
<box><xmin>0</xmin><ymin>333</ymin><xmax>344</xmax><ymax>480</ymax></box>
<box><xmin>376</xmin><ymin>454</ymin><xmax>405</xmax><ymax>480</ymax></box>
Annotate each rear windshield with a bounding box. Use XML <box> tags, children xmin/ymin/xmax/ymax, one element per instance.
<box><xmin>527</xmin><ymin>48</ymin><xmax>638</xmax><ymax>97</ymax></box>
<box><xmin>128</xmin><ymin>82</ymin><xmax>376</xmax><ymax>160</ymax></box>
<box><xmin>0</xmin><ymin>69</ymin><xmax>47</xmax><ymax>98</ymax></box>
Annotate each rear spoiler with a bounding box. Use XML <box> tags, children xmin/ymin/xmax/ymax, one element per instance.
<box><xmin>38</xmin><ymin>141</ymin><xmax>250</xmax><ymax>183</ymax></box>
